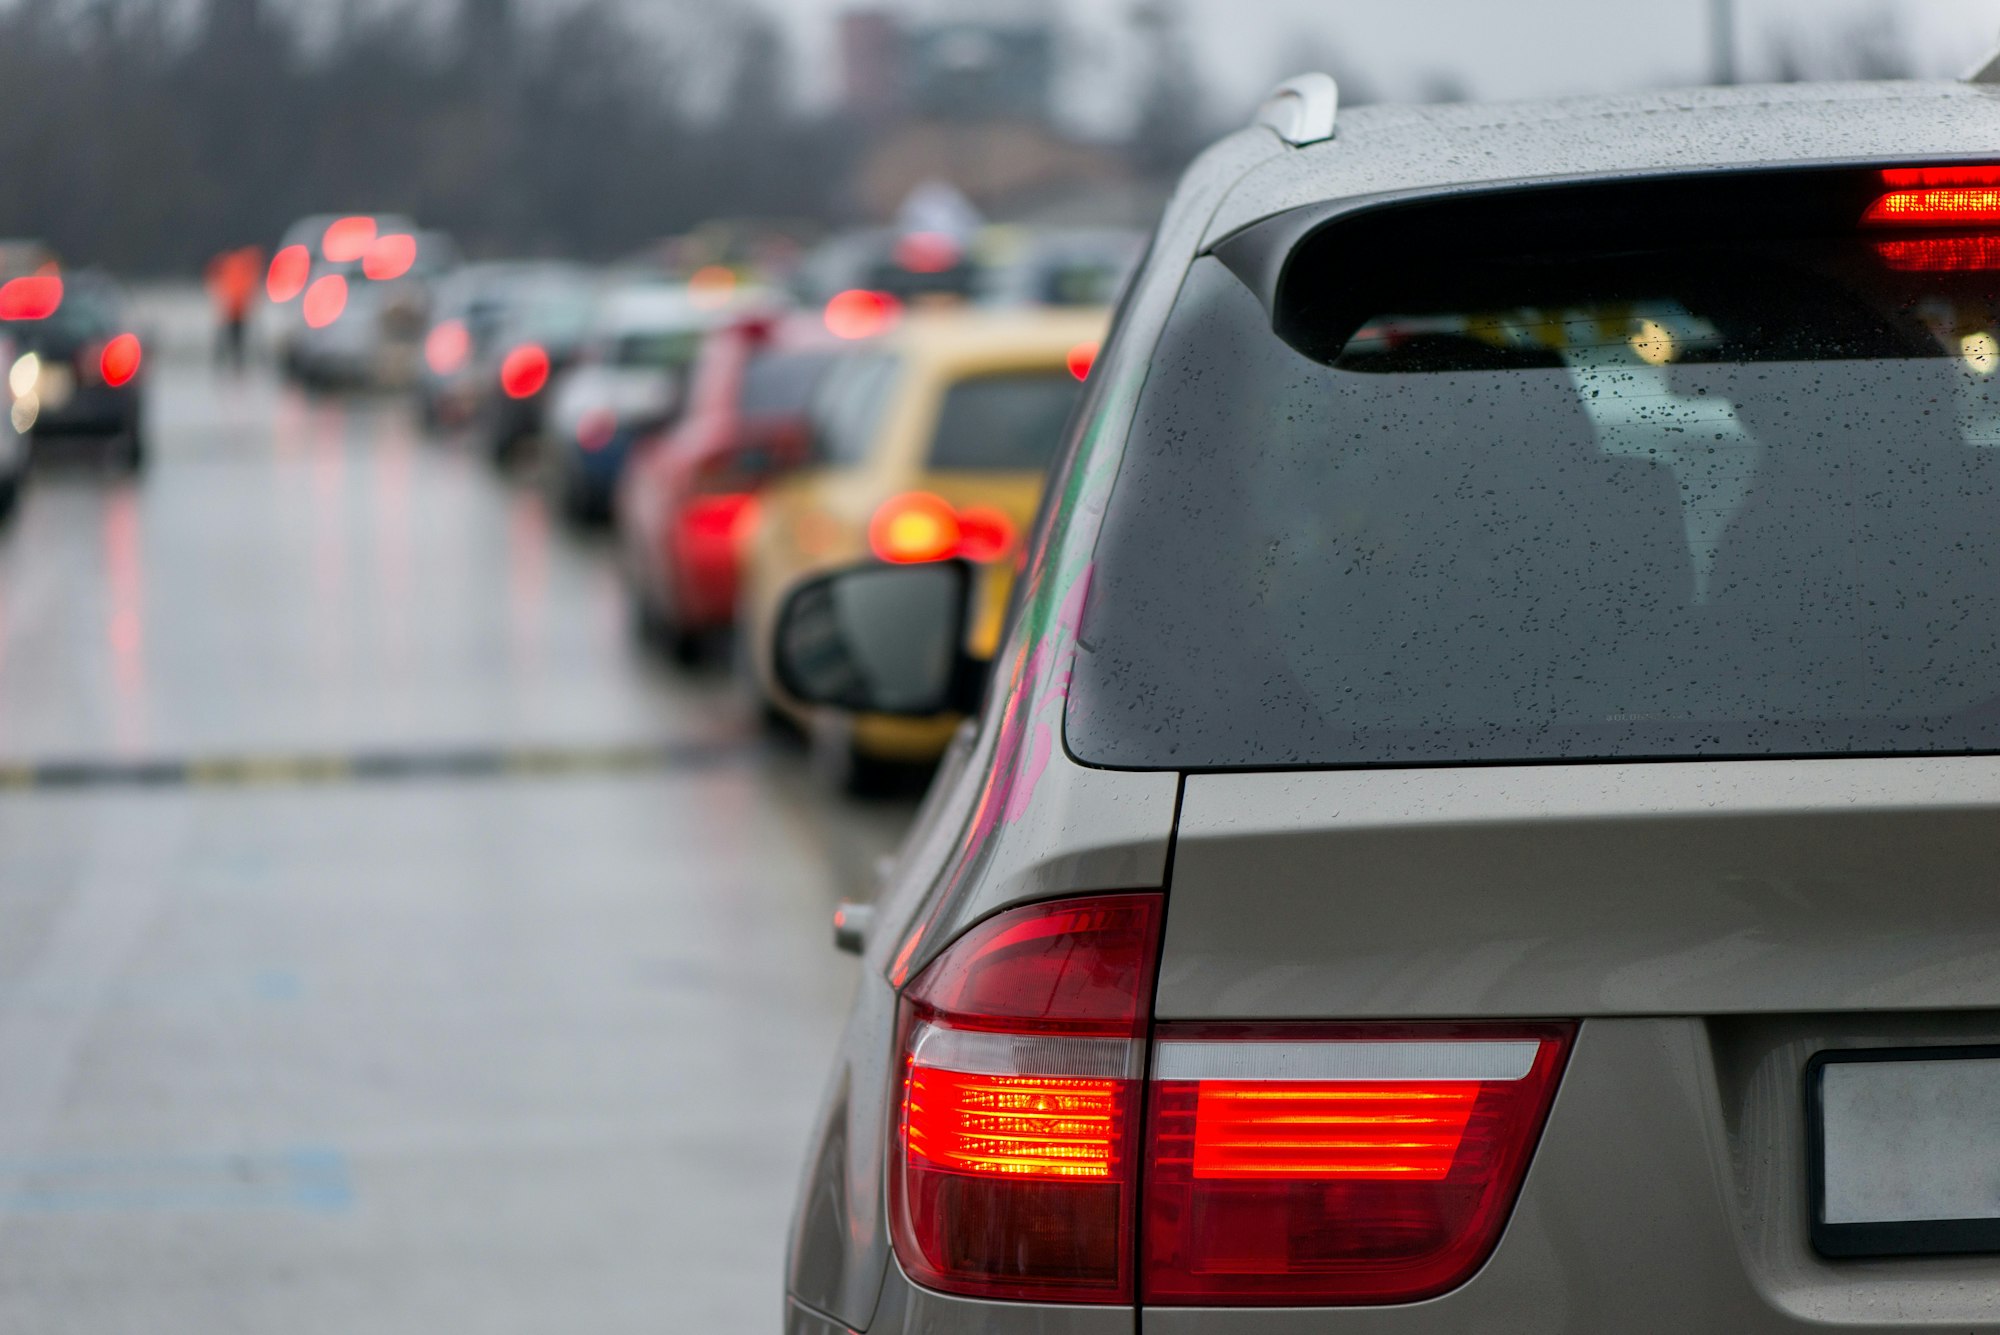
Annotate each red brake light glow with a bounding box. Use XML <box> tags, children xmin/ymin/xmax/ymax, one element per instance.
<box><xmin>1143</xmin><ymin>1024</ymin><xmax>1574</xmax><ymax>1306</ymax></box>
<box><xmin>1067</xmin><ymin>341</ymin><xmax>1100</xmax><ymax>381</ymax></box>
<box><xmin>1863</xmin><ymin>168</ymin><xmax>2000</xmax><ymax>227</ymax></box>
<box><xmin>0</xmin><ymin>275</ymin><xmax>63</xmax><ymax>321</ymax></box>
<box><xmin>322</xmin><ymin>215</ymin><xmax>377</xmax><ymax>263</ymax></box>
<box><xmin>425</xmin><ymin>319</ymin><xmax>471</xmax><ymax>376</ymax></box>
<box><xmin>266</xmin><ymin>245</ymin><xmax>311</xmax><ymax>303</ymax></box>
<box><xmin>363</xmin><ymin>233</ymin><xmax>418</xmax><ymax>281</ymax></box>
<box><xmin>500</xmin><ymin>344</ymin><xmax>551</xmax><ymax>399</ymax></box>
<box><xmin>1881</xmin><ymin>166</ymin><xmax>2000</xmax><ymax>188</ymax></box>
<box><xmin>302</xmin><ymin>274</ymin><xmax>348</xmax><ymax>329</ymax></box>
<box><xmin>99</xmin><ymin>333</ymin><xmax>142</xmax><ymax>388</ymax></box>
<box><xmin>954</xmin><ymin>505</ymin><xmax>1016</xmax><ymax>563</ymax></box>
<box><xmin>1874</xmin><ymin>235</ymin><xmax>2000</xmax><ymax>272</ymax></box>
<box><xmin>891</xmin><ymin>893</ymin><xmax>1163</xmax><ymax>1304</ymax></box>
<box><xmin>870</xmin><ymin>492</ymin><xmax>961</xmax><ymax>564</ymax></box>
<box><xmin>824</xmin><ymin>289</ymin><xmax>901</xmax><ymax>341</ymax></box>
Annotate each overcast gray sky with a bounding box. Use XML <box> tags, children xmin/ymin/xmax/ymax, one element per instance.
<box><xmin>694</xmin><ymin>0</ymin><xmax>2000</xmax><ymax>129</ymax></box>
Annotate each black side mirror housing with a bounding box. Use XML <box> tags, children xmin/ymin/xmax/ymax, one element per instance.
<box><xmin>772</xmin><ymin>559</ymin><xmax>985</xmax><ymax>717</ymax></box>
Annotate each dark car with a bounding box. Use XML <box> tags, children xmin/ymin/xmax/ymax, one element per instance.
<box><xmin>770</xmin><ymin>72</ymin><xmax>2000</xmax><ymax>1333</ymax></box>
<box><xmin>1</xmin><ymin>268</ymin><xmax>146</xmax><ymax>472</ymax></box>
<box><xmin>467</xmin><ymin>270</ymin><xmax>597</xmax><ymax>464</ymax></box>
<box><xmin>615</xmin><ymin>311</ymin><xmax>838</xmax><ymax>662</ymax></box>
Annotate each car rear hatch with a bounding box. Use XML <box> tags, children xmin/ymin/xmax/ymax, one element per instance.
<box><xmin>1055</xmin><ymin>163</ymin><xmax>2000</xmax><ymax>1328</ymax></box>
<box><xmin>1148</xmin><ymin>760</ymin><xmax>2000</xmax><ymax>1329</ymax></box>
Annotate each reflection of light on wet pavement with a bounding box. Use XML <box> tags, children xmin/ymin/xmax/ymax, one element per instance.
<box><xmin>508</xmin><ymin>492</ymin><xmax>550</xmax><ymax>679</ymax></box>
<box><xmin>102</xmin><ymin>488</ymin><xmax>148</xmax><ymax>750</ymax></box>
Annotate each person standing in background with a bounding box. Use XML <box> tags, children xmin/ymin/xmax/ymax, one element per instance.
<box><xmin>204</xmin><ymin>246</ymin><xmax>263</xmax><ymax>370</ymax></box>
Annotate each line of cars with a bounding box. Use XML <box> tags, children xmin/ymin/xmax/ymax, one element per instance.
<box><xmin>316</xmin><ymin>219</ymin><xmax>1137</xmax><ymax>790</ymax></box>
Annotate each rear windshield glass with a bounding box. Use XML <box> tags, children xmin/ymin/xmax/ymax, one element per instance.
<box><xmin>740</xmin><ymin>350</ymin><xmax>836</xmax><ymax>416</ymax></box>
<box><xmin>1069</xmin><ymin>185</ymin><xmax>2000</xmax><ymax>769</ymax></box>
<box><xmin>928</xmin><ymin>370</ymin><xmax>1080</xmax><ymax>471</ymax></box>
<box><xmin>611</xmin><ymin>330</ymin><xmax>701</xmax><ymax>369</ymax></box>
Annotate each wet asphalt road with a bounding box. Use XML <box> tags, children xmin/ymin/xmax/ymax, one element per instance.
<box><xmin>0</xmin><ymin>347</ymin><xmax>909</xmax><ymax>1331</ymax></box>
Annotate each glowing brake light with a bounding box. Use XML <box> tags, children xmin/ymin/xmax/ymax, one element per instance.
<box><xmin>824</xmin><ymin>289</ymin><xmax>901</xmax><ymax>341</ymax></box>
<box><xmin>500</xmin><ymin>344</ymin><xmax>551</xmax><ymax>399</ymax></box>
<box><xmin>869</xmin><ymin>492</ymin><xmax>961</xmax><ymax>563</ymax></box>
<box><xmin>0</xmin><ymin>275</ymin><xmax>63</xmax><ymax>321</ymax></box>
<box><xmin>425</xmin><ymin>319</ymin><xmax>471</xmax><ymax>375</ymax></box>
<box><xmin>1880</xmin><ymin>166</ymin><xmax>2000</xmax><ymax>188</ymax></box>
<box><xmin>891</xmin><ymin>893</ymin><xmax>1163</xmax><ymax>1304</ymax></box>
<box><xmin>302</xmin><ymin>274</ymin><xmax>348</xmax><ymax>329</ymax></box>
<box><xmin>363</xmin><ymin>233</ymin><xmax>417</xmax><ymax>281</ymax></box>
<box><xmin>1143</xmin><ymin>1025</ymin><xmax>1574</xmax><ymax>1305</ymax></box>
<box><xmin>322</xmin><ymin>215</ymin><xmax>376</xmax><ymax>263</ymax></box>
<box><xmin>267</xmin><ymin>245</ymin><xmax>311</xmax><ymax>303</ymax></box>
<box><xmin>99</xmin><ymin>334</ymin><xmax>142</xmax><ymax>388</ymax></box>
<box><xmin>894</xmin><ymin>230</ymin><xmax>962</xmax><ymax>275</ymax></box>
<box><xmin>1067</xmin><ymin>341</ymin><xmax>1099</xmax><ymax>381</ymax></box>
<box><xmin>1875</xmin><ymin>235</ymin><xmax>2000</xmax><ymax>272</ymax></box>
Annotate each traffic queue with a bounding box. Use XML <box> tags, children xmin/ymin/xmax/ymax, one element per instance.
<box><xmin>257</xmin><ymin>211</ymin><xmax>1137</xmax><ymax>792</ymax></box>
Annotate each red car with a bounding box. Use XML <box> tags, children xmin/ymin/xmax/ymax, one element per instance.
<box><xmin>616</xmin><ymin>312</ymin><xmax>839</xmax><ymax>664</ymax></box>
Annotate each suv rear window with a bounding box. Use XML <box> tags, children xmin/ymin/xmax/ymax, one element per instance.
<box><xmin>1069</xmin><ymin>172</ymin><xmax>2000</xmax><ymax>768</ymax></box>
<box><xmin>927</xmin><ymin>370</ymin><xmax>1080</xmax><ymax>471</ymax></box>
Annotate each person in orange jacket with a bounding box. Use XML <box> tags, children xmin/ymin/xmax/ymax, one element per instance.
<box><xmin>205</xmin><ymin>245</ymin><xmax>264</xmax><ymax>369</ymax></box>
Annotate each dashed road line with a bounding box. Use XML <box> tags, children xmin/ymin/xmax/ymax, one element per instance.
<box><xmin>0</xmin><ymin>740</ymin><xmax>754</xmax><ymax>791</ymax></box>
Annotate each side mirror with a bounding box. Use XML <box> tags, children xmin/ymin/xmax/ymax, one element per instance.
<box><xmin>773</xmin><ymin>560</ymin><xmax>980</xmax><ymax>716</ymax></box>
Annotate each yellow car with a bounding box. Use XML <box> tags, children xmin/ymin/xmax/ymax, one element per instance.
<box><xmin>743</xmin><ymin>305</ymin><xmax>1107</xmax><ymax>787</ymax></box>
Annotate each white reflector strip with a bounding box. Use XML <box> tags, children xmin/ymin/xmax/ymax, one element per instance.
<box><xmin>910</xmin><ymin>1023</ymin><xmax>1137</xmax><ymax>1079</ymax></box>
<box><xmin>1153</xmin><ymin>1039</ymin><xmax>1539</xmax><ymax>1083</ymax></box>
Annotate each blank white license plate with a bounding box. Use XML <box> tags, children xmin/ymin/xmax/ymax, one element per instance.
<box><xmin>1809</xmin><ymin>1047</ymin><xmax>2000</xmax><ymax>1257</ymax></box>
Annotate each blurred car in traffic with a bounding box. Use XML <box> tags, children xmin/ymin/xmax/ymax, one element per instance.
<box><xmin>972</xmin><ymin>225</ymin><xmax>1145</xmax><ymax>308</ymax></box>
<box><xmin>2</xmin><ymin>267</ymin><xmax>146</xmax><ymax>473</ymax></box>
<box><xmin>266</xmin><ymin>213</ymin><xmax>452</xmax><ymax>388</ymax></box>
<box><xmin>744</xmin><ymin>306</ymin><xmax>1103</xmax><ymax>788</ymax></box>
<box><xmin>540</xmin><ymin>281</ymin><xmax>768</xmax><ymax>525</ymax></box>
<box><xmin>468</xmin><ymin>267</ymin><xmax>598</xmax><ymax>463</ymax></box>
<box><xmin>616</xmin><ymin>310</ymin><xmax>841</xmax><ymax>663</ymax></box>
<box><xmin>416</xmin><ymin>261</ymin><xmax>577</xmax><ymax>431</ymax></box>
<box><xmin>772</xmin><ymin>73</ymin><xmax>2000</xmax><ymax>1334</ymax></box>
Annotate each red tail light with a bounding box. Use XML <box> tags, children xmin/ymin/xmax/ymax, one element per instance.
<box><xmin>500</xmin><ymin>344</ymin><xmax>550</xmax><ymax>399</ymax></box>
<box><xmin>870</xmin><ymin>492</ymin><xmax>961</xmax><ymax>564</ymax></box>
<box><xmin>681</xmin><ymin>492</ymin><xmax>757</xmax><ymax>544</ymax></box>
<box><xmin>1863</xmin><ymin>163</ymin><xmax>2000</xmax><ymax>229</ymax></box>
<box><xmin>824</xmin><ymin>289</ymin><xmax>901</xmax><ymax>341</ymax></box>
<box><xmin>99</xmin><ymin>333</ymin><xmax>142</xmax><ymax>388</ymax></box>
<box><xmin>1067</xmin><ymin>341</ymin><xmax>1100</xmax><ymax>381</ymax></box>
<box><xmin>425</xmin><ymin>319</ymin><xmax>471</xmax><ymax>375</ymax></box>
<box><xmin>302</xmin><ymin>274</ymin><xmax>347</xmax><ymax>329</ymax></box>
<box><xmin>0</xmin><ymin>275</ymin><xmax>62</xmax><ymax>321</ymax></box>
<box><xmin>322</xmin><ymin>215</ymin><xmax>376</xmax><ymax>263</ymax></box>
<box><xmin>1874</xmin><ymin>235</ymin><xmax>2000</xmax><ymax>272</ymax></box>
<box><xmin>954</xmin><ymin>505</ymin><xmax>1016</xmax><ymax>563</ymax></box>
<box><xmin>363</xmin><ymin>233</ymin><xmax>417</xmax><ymax>281</ymax></box>
<box><xmin>1142</xmin><ymin>1024</ymin><xmax>1573</xmax><ymax>1306</ymax></box>
<box><xmin>267</xmin><ymin>245</ymin><xmax>311</xmax><ymax>303</ymax></box>
<box><xmin>891</xmin><ymin>893</ymin><xmax>1164</xmax><ymax>1304</ymax></box>
<box><xmin>894</xmin><ymin>231</ymin><xmax>962</xmax><ymax>275</ymax></box>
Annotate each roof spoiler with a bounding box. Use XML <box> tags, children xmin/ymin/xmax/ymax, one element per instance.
<box><xmin>1254</xmin><ymin>73</ymin><xmax>1339</xmax><ymax>146</ymax></box>
<box><xmin>1967</xmin><ymin>45</ymin><xmax>2000</xmax><ymax>83</ymax></box>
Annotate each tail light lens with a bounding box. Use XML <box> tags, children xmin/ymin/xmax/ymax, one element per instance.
<box><xmin>0</xmin><ymin>275</ymin><xmax>63</xmax><ymax>321</ymax></box>
<box><xmin>869</xmin><ymin>493</ymin><xmax>1016</xmax><ymax>565</ymax></box>
<box><xmin>99</xmin><ymin>333</ymin><xmax>142</xmax><ymax>388</ymax></box>
<box><xmin>1142</xmin><ymin>1023</ymin><xmax>1573</xmax><ymax>1306</ymax></box>
<box><xmin>302</xmin><ymin>274</ymin><xmax>348</xmax><ymax>329</ymax></box>
<box><xmin>267</xmin><ymin>245</ymin><xmax>311</xmax><ymax>303</ymax></box>
<box><xmin>322</xmin><ymin>215</ymin><xmax>377</xmax><ymax>263</ymax></box>
<box><xmin>1067</xmin><ymin>341</ymin><xmax>1100</xmax><ymax>381</ymax></box>
<box><xmin>363</xmin><ymin>233</ymin><xmax>418</xmax><ymax>281</ymax></box>
<box><xmin>824</xmin><ymin>289</ymin><xmax>902</xmax><ymax>341</ymax></box>
<box><xmin>500</xmin><ymin>344</ymin><xmax>550</xmax><ymax>399</ymax></box>
<box><xmin>890</xmin><ymin>893</ymin><xmax>1164</xmax><ymax>1304</ymax></box>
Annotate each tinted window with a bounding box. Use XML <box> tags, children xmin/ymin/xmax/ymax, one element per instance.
<box><xmin>611</xmin><ymin>330</ymin><xmax>702</xmax><ymax>369</ymax></box>
<box><xmin>927</xmin><ymin>371</ymin><xmax>1080</xmax><ymax>470</ymax></box>
<box><xmin>813</xmin><ymin>354</ymin><xmax>899</xmax><ymax>466</ymax></box>
<box><xmin>1069</xmin><ymin>228</ymin><xmax>2000</xmax><ymax>769</ymax></box>
<box><xmin>740</xmin><ymin>350</ymin><xmax>836</xmax><ymax>416</ymax></box>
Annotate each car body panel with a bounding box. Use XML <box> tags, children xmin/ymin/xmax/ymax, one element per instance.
<box><xmin>1157</xmin><ymin>759</ymin><xmax>2000</xmax><ymax>1021</ymax></box>
<box><xmin>1202</xmin><ymin>81</ymin><xmax>2000</xmax><ymax>246</ymax></box>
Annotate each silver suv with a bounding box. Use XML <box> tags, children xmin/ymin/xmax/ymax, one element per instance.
<box><xmin>773</xmin><ymin>68</ymin><xmax>2000</xmax><ymax>1332</ymax></box>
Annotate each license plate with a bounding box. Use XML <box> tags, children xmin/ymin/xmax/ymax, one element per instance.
<box><xmin>1808</xmin><ymin>1045</ymin><xmax>2000</xmax><ymax>1257</ymax></box>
